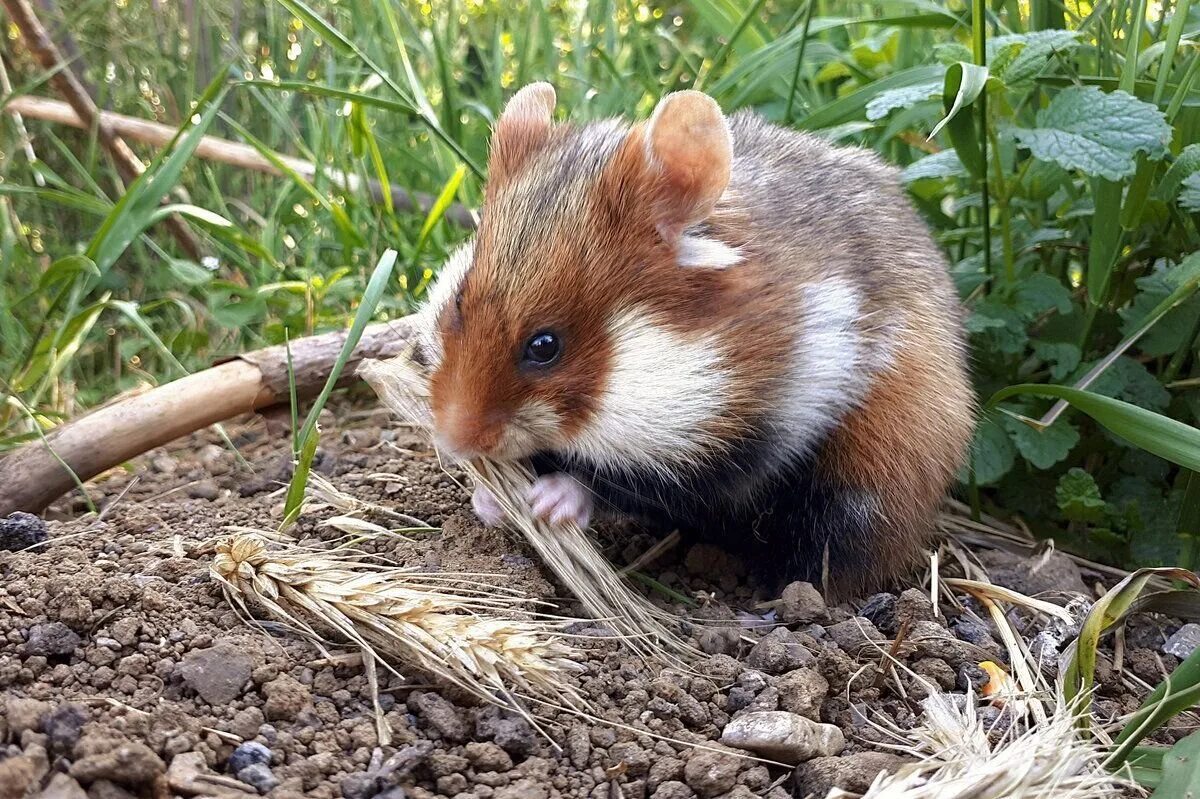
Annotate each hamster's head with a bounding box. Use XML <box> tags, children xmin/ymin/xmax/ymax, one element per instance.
<box><xmin>425</xmin><ymin>83</ymin><xmax>747</xmax><ymax>475</ymax></box>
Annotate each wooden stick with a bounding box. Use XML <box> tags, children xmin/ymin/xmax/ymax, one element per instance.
<box><xmin>6</xmin><ymin>94</ymin><xmax>478</xmax><ymax>229</ymax></box>
<box><xmin>1</xmin><ymin>0</ymin><xmax>204</xmax><ymax>259</ymax></box>
<box><xmin>0</xmin><ymin>318</ymin><xmax>415</xmax><ymax>517</ymax></box>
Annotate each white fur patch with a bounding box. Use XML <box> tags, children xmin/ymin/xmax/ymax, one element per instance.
<box><xmin>415</xmin><ymin>240</ymin><xmax>475</xmax><ymax>365</ymax></box>
<box><xmin>773</xmin><ymin>278</ymin><xmax>886</xmax><ymax>460</ymax></box>
<box><xmin>677</xmin><ymin>234</ymin><xmax>742</xmax><ymax>269</ymax></box>
<box><xmin>566</xmin><ymin>309</ymin><xmax>728</xmax><ymax>477</ymax></box>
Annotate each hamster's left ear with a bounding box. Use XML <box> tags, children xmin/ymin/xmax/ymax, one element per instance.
<box><xmin>488</xmin><ymin>82</ymin><xmax>556</xmax><ymax>190</ymax></box>
<box><xmin>607</xmin><ymin>91</ymin><xmax>732</xmax><ymax>246</ymax></box>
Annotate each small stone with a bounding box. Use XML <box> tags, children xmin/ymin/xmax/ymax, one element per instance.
<box><xmin>682</xmin><ymin>750</ymin><xmax>739</xmax><ymax>797</ymax></box>
<box><xmin>1164</xmin><ymin>624</ymin><xmax>1200</xmax><ymax>659</ymax></box>
<box><xmin>464</xmin><ymin>741</ymin><xmax>512</xmax><ymax>773</ymax></box>
<box><xmin>895</xmin><ymin>588</ymin><xmax>937</xmax><ymax>629</ymax></box>
<box><xmin>377</xmin><ymin>741</ymin><xmax>433</xmax><ymax>781</ymax></box>
<box><xmin>0</xmin><ymin>511</ymin><xmax>48</xmax><ymax>551</ymax></box>
<box><xmin>978</xmin><ymin>549</ymin><xmax>1087</xmax><ymax>597</ymax></box>
<box><xmin>81</xmin><ymin>780</ymin><xmax>139</xmax><ymax>799</ymax></box>
<box><xmin>648</xmin><ymin>757</ymin><xmax>684</xmax><ymax>791</ymax></box>
<box><xmin>228</xmin><ymin>741</ymin><xmax>272</xmax><ymax>773</ymax></box>
<box><xmin>609</xmin><ymin>742</ymin><xmax>651</xmax><ymax>777</ymax></box>
<box><xmin>951</xmin><ymin>617</ymin><xmax>996</xmax><ymax>648</ymax></box>
<box><xmin>427</xmin><ymin>753</ymin><xmax>469</xmax><ymax>777</ymax></box>
<box><xmin>493</xmin><ymin>779</ymin><xmax>547</xmax><ymax>799</ymax></box>
<box><xmin>406</xmin><ymin>692</ymin><xmax>469</xmax><ymax>743</ymax></box>
<box><xmin>340</xmin><ymin>772</ymin><xmax>379</xmax><ymax>799</ymax></box>
<box><xmin>229</xmin><ymin>707</ymin><xmax>265</xmax><ymax>741</ymax></box>
<box><xmin>776</xmin><ymin>668</ymin><xmax>829</xmax><ymax>720</ymax></box>
<box><xmin>474</xmin><ymin>706</ymin><xmax>534</xmax><ymax>755</ymax></box>
<box><xmin>719</xmin><ymin>711</ymin><xmax>845</xmax><ymax>764</ymax></box>
<box><xmin>957</xmin><ymin>662</ymin><xmax>989</xmax><ymax>692</ymax></box>
<box><xmin>37</xmin><ymin>772</ymin><xmax>88</xmax><ymax>799</ymax></box>
<box><xmin>858</xmin><ymin>594</ymin><xmax>898</xmax><ymax>634</ymax></box>
<box><xmin>43</xmin><ymin>703</ymin><xmax>87</xmax><ymax>756</ymax></box>
<box><xmin>180</xmin><ymin>643</ymin><xmax>254</xmax><ymax>706</ymax></box>
<box><xmin>24</xmin><ymin>622</ymin><xmax>80</xmax><ymax>658</ymax></box>
<box><xmin>778</xmin><ymin>582</ymin><xmax>827</xmax><ymax>624</ymax></box>
<box><xmin>237</xmin><ymin>763</ymin><xmax>280</xmax><ymax>794</ymax></box>
<box><xmin>794</xmin><ymin>752</ymin><xmax>910</xmax><ymax>796</ymax></box>
<box><xmin>69</xmin><ymin>742</ymin><xmax>165</xmax><ymax>787</ymax></box>
<box><xmin>187</xmin><ymin>480</ymin><xmax>221</xmax><ymax>500</ymax></box>
<box><xmin>262</xmin><ymin>674</ymin><xmax>312</xmax><ymax>722</ymax></box>
<box><xmin>0</xmin><ymin>754</ymin><xmax>39</xmax><ymax>797</ymax></box>
<box><xmin>5</xmin><ymin>697</ymin><xmax>50</xmax><ymax>736</ymax></box>
<box><xmin>745</xmin><ymin>629</ymin><xmax>814</xmax><ymax>675</ymax></box>
<box><xmin>651</xmin><ymin>780</ymin><xmax>696</xmax><ymax>799</ymax></box>
<box><xmin>824</xmin><ymin>618</ymin><xmax>886</xmax><ymax>655</ymax></box>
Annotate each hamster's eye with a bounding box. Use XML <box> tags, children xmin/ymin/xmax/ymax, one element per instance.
<box><xmin>522</xmin><ymin>331</ymin><xmax>561</xmax><ymax>366</ymax></box>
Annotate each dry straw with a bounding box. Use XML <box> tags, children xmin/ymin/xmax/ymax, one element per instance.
<box><xmin>358</xmin><ymin>352</ymin><xmax>699</xmax><ymax>664</ymax></box>
<box><xmin>211</xmin><ymin>532</ymin><xmax>588</xmax><ymax>714</ymax></box>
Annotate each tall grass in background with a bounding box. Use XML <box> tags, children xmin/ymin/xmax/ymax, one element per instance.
<box><xmin>1</xmin><ymin>0</ymin><xmax>1199</xmax><ymax>572</ymax></box>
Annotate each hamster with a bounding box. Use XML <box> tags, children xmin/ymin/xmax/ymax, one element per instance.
<box><xmin>416</xmin><ymin>82</ymin><xmax>975</xmax><ymax>596</ymax></box>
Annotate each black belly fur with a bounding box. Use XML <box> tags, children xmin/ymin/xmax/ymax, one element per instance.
<box><xmin>531</xmin><ymin>435</ymin><xmax>878</xmax><ymax>588</ymax></box>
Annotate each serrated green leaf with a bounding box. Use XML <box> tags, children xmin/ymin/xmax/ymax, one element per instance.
<box><xmin>1180</xmin><ymin>172</ymin><xmax>1200</xmax><ymax>212</ymax></box>
<box><xmin>1012</xmin><ymin>272</ymin><xmax>1073</xmax><ymax>317</ymax></box>
<box><xmin>1007</xmin><ymin>415</ymin><xmax>1080</xmax><ymax>469</ymax></box>
<box><xmin>865</xmin><ymin>81</ymin><xmax>942</xmax><ymax>121</ymax></box>
<box><xmin>1056</xmin><ymin>467</ymin><xmax>1106</xmax><ymax>522</ymax></box>
<box><xmin>987</xmin><ymin>30</ymin><xmax>1081</xmax><ymax>84</ymax></box>
<box><xmin>902</xmin><ymin>149</ymin><xmax>970</xmax><ymax>183</ymax></box>
<box><xmin>971</xmin><ymin>416</ymin><xmax>1017</xmax><ymax>485</ymax></box>
<box><xmin>1032</xmin><ymin>340</ymin><xmax>1082</xmax><ymax>381</ymax></box>
<box><xmin>1010</xmin><ymin>86</ymin><xmax>1172</xmax><ymax>180</ymax></box>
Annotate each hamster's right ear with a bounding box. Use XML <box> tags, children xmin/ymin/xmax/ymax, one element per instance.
<box><xmin>487</xmin><ymin>82</ymin><xmax>556</xmax><ymax>189</ymax></box>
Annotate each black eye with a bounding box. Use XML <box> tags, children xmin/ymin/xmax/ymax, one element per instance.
<box><xmin>523</xmin><ymin>331</ymin><xmax>561</xmax><ymax>366</ymax></box>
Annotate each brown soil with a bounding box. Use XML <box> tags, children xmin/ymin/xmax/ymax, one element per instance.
<box><xmin>0</xmin><ymin>398</ymin><xmax>1190</xmax><ymax>799</ymax></box>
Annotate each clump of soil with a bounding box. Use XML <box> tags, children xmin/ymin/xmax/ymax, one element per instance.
<box><xmin>0</xmin><ymin>401</ymin><xmax>1190</xmax><ymax>798</ymax></box>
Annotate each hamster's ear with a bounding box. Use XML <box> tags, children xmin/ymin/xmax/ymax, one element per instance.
<box><xmin>488</xmin><ymin>82</ymin><xmax>556</xmax><ymax>189</ymax></box>
<box><xmin>641</xmin><ymin>91</ymin><xmax>732</xmax><ymax>245</ymax></box>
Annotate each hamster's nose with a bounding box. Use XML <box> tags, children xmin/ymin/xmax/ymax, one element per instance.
<box><xmin>434</xmin><ymin>401</ymin><xmax>506</xmax><ymax>459</ymax></box>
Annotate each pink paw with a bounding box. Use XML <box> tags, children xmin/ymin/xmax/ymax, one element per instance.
<box><xmin>526</xmin><ymin>473</ymin><xmax>593</xmax><ymax>528</ymax></box>
<box><xmin>471</xmin><ymin>483</ymin><xmax>506</xmax><ymax>527</ymax></box>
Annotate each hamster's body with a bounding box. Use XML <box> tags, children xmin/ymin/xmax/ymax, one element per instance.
<box><xmin>419</xmin><ymin>84</ymin><xmax>974</xmax><ymax>596</ymax></box>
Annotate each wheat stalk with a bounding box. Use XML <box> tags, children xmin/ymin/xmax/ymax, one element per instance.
<box><xmin>211</xmin><ymin>532</ymin><xmax>588</xmax><ymax>715</ymax></box>
<box><xmin>359</xmin><ymin>353</ymin><xmax>699</xmax><ymax>663</ymax></box>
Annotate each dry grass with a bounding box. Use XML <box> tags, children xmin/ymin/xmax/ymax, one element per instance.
<box><xmin>358</xmin><ymin>352</ymin><xmax>700</xmax><ymax>664</ymax></box>
<box><xmin>211</xmin><ymin>532</ymin><xmax>588</xmax><ymax>716</ymax></box>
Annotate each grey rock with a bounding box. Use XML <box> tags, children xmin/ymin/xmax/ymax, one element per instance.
<box><xmin>682</xmin><ymin>750</ymin><xmax>739</xmax><ymax>797</ymax></box>
<box><xmin>824</xmin><ymin>617</ymin><xmax>886</xmax><ymax>655</ymax></box>
<box><xmin>43</xmin><ymin>703</ymin><xmax>87</xmax><ymax>756</ymax></box>
<box><xmin>236</xmin><ymin>763</ymin><xmax>279</xmax><ymax>794</ymax></box>
<box><xmin>1164</xmin><ymin>623</ymin><xmax>1200</xmax><ymax>660</ymax></box>
<box><xmin>474</xmin><ymin>705</ymin><xmax>534</xmax><ymax>755</ymax></box>
<box><xmin>36</xmin><ymin>772</ymin><xmax>87</xmax><ymax>799</ymax></box>
<box><xmin>858</xmin><ymin>593</ymin><xmax>897</xmax><ymax>634</ymax></box>
<box><xmin>978</xmin><ymin>549</ymin><xmax>1088</xmax><ymax>597</ymax></box>
<box><xmin>340</xmin><ymin>772</ymin><xmax>380</xmax><ymax>799</ymax></box>
<box><xmin>651</xmin><ymin>781</ymin><xmax>696</xmax><ymax>799</ymax></box>
<box><xmin>377</xmin><ymin>741</ymin><xmax>433</xmax><ymax>780</ymax></box>
<box><xmin>25</xmin><ymin>622</ymin><xmax>80</xmax><ymax>658</ymax></box>
<box><xmin>745</xmin><ymin>629</ymin><xmax>814</xmax><ymax>675</ymax></box>
<box><xmin>179</xmin><ymin>644</ymin><xmax>253</xmax><ymax>706</ymax></box>
<box><xmin>776</xmin><ymin>668</ymin><xmax>829</xmax><ymax>719</ymax></box>
<box><xmin>794</xmin><ymin>752</ymin><xmax>910</xmax><ymax>796</ymax></box>
<box><xmin>69</xmin><ymin>742</ymin><xmax>165</xmax><ymax>786</ymax></box>
<box><xmin>407</xmin><ymin>692</ymin><xmax>468</xmax><ymax>743</ymax></box>
<box><xmin>5</xmin><ymin>697</ymin><xmax>50</xmax><ymax>736</ymax></box>
<box><xmin>227</xmin><ymin>741</ymin><xmax>271</xmax><ymax>774</ymax></box>
<box><xmin>0</xmin><ymin>511</ymin><xmax>48</xmax><ymax>551</ymax></box>
<box><xmin>778</xmin><ymin>582</ymin><xmax>828</xmax><ymax>625</ymax></box>
<box><xmin>720</xmin><ymin>711</ymin><xmax>845</xmax><ymax>764</ymax></box>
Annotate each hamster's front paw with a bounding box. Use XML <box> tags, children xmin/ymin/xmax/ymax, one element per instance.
<box><xmin>471</xmin><ymin>482</ymin><xmax>506</xmax><ymax>527</ymax></box>
<box><xmin>526</xmin><ymin>473</ymin><xmax>593</xmax><ymax>528</ymax></box>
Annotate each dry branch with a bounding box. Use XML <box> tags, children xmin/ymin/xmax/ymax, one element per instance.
<box><xmin>0</xmin><ymin>318</ymin><xmax>415</xmax><ymax>517</ymax></box>
<box><xmin>5</xmin><ymin>95</ymin><xmax>478</xmax><ymax>228</ymax></box>
<box><xmin>1</xmin><ymin>0</ymin><xmax>203</xmax><ymax>258</ymax></box>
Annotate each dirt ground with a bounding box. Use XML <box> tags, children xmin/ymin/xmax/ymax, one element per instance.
<box><xmin>0</xmin><ymin>397</ymin><xmax>1191</xmax><ymax>799</ymax></box>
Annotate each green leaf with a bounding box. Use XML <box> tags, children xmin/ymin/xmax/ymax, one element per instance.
<box><xmin>1007</xmin><ymin>415</ymin><xmax>1080</xmax><ymax>469</ymax></box>
<box><xmin>1032</xmin><ymin>340</ymin><xmax>1081</xmax><ymax>381</ymax></box>
<box><xmin>901</xmin><ymin>149</ymin><xmax>969</xmax><ymax>183</ymax></box>
<box><xmin>1149</xmin><ymin>730</ymin><xmax>1200</xmax><ymax>797</ymax></box>
<box><xmin>987</xmin><ymin>30</ymin><xmax>1081</xmax><ymax>85</ymax></box>
<box><xmin>1155</xmin><ymin>143</ymin><xmax>1200</xmax><ymax>202</ymax></box>
<box><xmin>166</xmin><ymin>259</ymin><xmax>216</xmax><ymax>288</ymax></box>
<box><xmin>934</xmin><ymin>62</ymin><xmax>987</xmax><ymax>178</ymax></box>
<box><xmin>1113</xmin><ymin>627</ymin><xmax>1200</xmax><ymax>768</ymax></box>
<box><xmin>1120</xmin><ymin>260</ymin><xmax>1200</xmax><ymax>357</ymax></box>
<box><xmin>799</xmin><ymin>64</ymin><xmax>946</xmax><ymax>130</ymax></box>
<box><xmin>1009</xmin><ymin>86</ymin><xmax>1172</xmax><ymax>181</ymax></box>
<box><xmin>971</xmin><ymin>416</ymin><xmax>1017</xmax><ymax>485</ymax></box>
<box><xmin>1180</xmin><ymin>173</ymin><xmax>1200</xmax><ymax>213</ymax></box>
<box><xmin>35</xmin><ymin>256</ymin><xmax>100</xmax><ymax>292</ymax></box>
<box><xmin>864</xmin><ymin>81</ymin><xmax>942</xmax><ymax>121</ymax></box>
<box><xmin>1012</xmin><ymin>272</ymin><xmax>1073</xmax><ymax>317</ymax></box>
<box><xmin>1056</xmin><ymin>467</ymin><xmax>1106</xmax><ymax>522</ymax></box>
<box><xmin>986</xmin><ymin>384</ymin><xmax>1200</xmax><ymax>470</ymax></box>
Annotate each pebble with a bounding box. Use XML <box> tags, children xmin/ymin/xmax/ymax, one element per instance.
<box><xmin>167</xmin><ymin>752</ymin><xmax>256</xmax><ymax>798</ymax></box>
<box><xmin>408</xmin><ymin>692</ymin><xmax>469</xmax><ymax>743</ymax></box>
<box><xmin>745</xmin><ymin>629</ymin><xmax>815</xmax><ymax>675</ymax></box>
<box><xmin>651</xmin><ymin>780</ymin><xmax>696</xmax><ymax>799</ymax></box>
<box><xmin>776</xmin><ymin>668</ymin><xmax>829</xmax><ymax>719</ymax></box>
<box><xmin>794</xmin><ymin>752</ymin><xmax>910</xmax><ymax>796</ymax></box>
<box><xmin>719</xmin><ymin>711</ymin><xmax>845</xmax><ymax>763</ymax></box>
<box><xmin>180</xmin><ymin>644</ymin><xmax>254</xmax><ymax>706</ymax></box>
<box><xmin>5</xmin><ymin>697</ymin><xmax>50</xmax><ymax>736</ymax></box>
<box><xmin>43</xmin><ymin>703</ymin><xmax>87</xmax><ymax>756</ymax></box>
<box><xmin>237</xmin><ymin>763</ymin><xmax>280</xmax><ymax>794</ymax></box>
<box><xmin>777</xmin><ymin>582</ymin><xmax>828</xmax><ymax>624</ymax></box>
<box><xmin>340</xmin><ymin>772</ymin><xmax>379</xmax><ymax>799</ymax></box>
<box><xmin>0</xmin><ymin>511</ymin><xmax>48</xmax><ymax>551</ymax></box>
<box><xmin>1164</xmin><ymin>623</ymin><xmax>1200</xmax><ymax>659</ymax></box>
<box><xmin>682</xmin><ymin>750</ymin><xmax>739</xmax><ymax>797</ymax></box>
<box><xmin>858</xmin><ymin>593</ymin><xmax>898</xmax><ymax>634</ymax></box>
<box><xmin>36</xmin><ymin>772</ymin><xmax>88</xmax><ymax>799</ymax></box>
<box><xmin>465</xmin><ymin>741</ymin><xmax>513</xmax><ymax>772</ymax></box>
<box><xmin>187</xmin><ymin>480</ymin><xmax>221</xmax><ymax>500</ymax></box>
<box><xmin>824</xmin><ymin>618</ymin><xmax>886</xmax><ymax>655</ymax></box>
<box><xmin>262</xmin><ymin>674</ymin><xmax>313</xmax><ymax>721</ymax></box>
<box><xmin>474</xmin><ymin>705</ymin><xmax>535</xmax><ymax>755</ymax></box>
<box><xmin>69</xmin><ymin>742</ymin><xmax>165</xmax><ymax>786</ymax></box>
<box><xmin>24</xmin><ymin>622</ymin><xmax>80</xmax><ymax>658</ymax></box>
<box><xmin>228</xmin><ymin>741</ymin><xmax>272</xmax><ymax>773</ymax></box>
